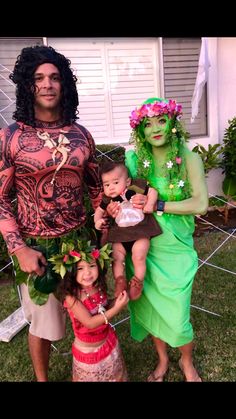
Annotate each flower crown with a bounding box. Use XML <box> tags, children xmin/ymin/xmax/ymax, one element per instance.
<box><xmin>49</xmin><ymin>239</ymin><xmax>112</xmax><ymax>279</ymax></box>
<box><xmin>129</xmin><ymin>99</ymin><xmax>182</xmax><ymax>129</ymax></box>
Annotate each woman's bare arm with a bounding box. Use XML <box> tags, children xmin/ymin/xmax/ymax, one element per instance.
<box><xmin>164</xmin><ymin>151</ymin><xmax>209</xmax><ymax>215</ymax></box>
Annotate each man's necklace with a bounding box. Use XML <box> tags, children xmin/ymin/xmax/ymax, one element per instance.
<box><xmin>37</xmin><ymin>130</ymin><xmax>70</xmax><ymax>185</ymax></box>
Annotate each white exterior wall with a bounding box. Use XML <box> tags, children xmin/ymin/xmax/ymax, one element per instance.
<box><xmin>207</xmin><ymin>37</ymin><xmax>236</xmax><ymax>196</ymax></box>
<box><xmin>217</xmin><ymin>38</ymin><xmax>236</xmax><ymax>141</ymax></box>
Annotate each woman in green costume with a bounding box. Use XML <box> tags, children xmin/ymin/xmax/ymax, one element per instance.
<box><xmin>109</xmin><ymin>97</ymin><xmax>208</xmax><ymax>381</ymax></box>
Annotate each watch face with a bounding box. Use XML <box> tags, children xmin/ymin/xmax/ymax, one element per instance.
<box><xmin>157</xmin><ymin>200</ymin><xmax>165</xmax><ymax>212</ymax></box>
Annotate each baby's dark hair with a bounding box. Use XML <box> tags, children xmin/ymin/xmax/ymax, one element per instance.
<box><xmin>60</xmin><ymin>260</ymin><xmax>107</xmax><ymax>301</ymax></box>
<box><xmin>100</xmin><ymin>160</ymin><xmax>128</xmax><ymax>177</ymax></box>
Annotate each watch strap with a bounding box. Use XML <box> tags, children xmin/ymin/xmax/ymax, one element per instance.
<box><xmin>156</xmin><ymin>200</ymin><xmax>165</xmax><ymax>216</ymax></box>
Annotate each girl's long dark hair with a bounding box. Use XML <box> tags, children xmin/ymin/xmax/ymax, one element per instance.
<box><xmin>10</xmin><ymin>45</ymin><xmax>79</xmax><ymax>127</ymax></box>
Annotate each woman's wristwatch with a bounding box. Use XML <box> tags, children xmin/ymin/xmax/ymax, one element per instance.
<box><xmin>156</xmin><ymin>200</ymin><xmax>165</xmax><ymax>216</ymax></box>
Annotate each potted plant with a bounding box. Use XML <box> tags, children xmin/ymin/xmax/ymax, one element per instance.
<box><xmin>192</xmin><ymin>142</ymin><xmax>226</xmax><ymax>210</ymax></box>
<box><xmin>192</xmin><ymin>142</ymin><xmax>233</xmax><ymax>224</ymax></box>
<box><xmin>192</xmin><ymin>143</ymin><xmax>223</xmax><ymax>176</ymax></box>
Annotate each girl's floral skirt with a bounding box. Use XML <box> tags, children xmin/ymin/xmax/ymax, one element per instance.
<box><xmin>72</xmin><ymin>326</ymin><xmax>128</xmax><ymax>382</ymax></box>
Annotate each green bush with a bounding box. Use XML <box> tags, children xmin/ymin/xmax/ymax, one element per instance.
<box><xmin>221</xmin><ymin>117</ymin><xmax>236</xmax><ymax>198</ymax></box>
<box><xmin>221</xmin><ymin>117</ymin><xmax>236</xmax><ymax>178</ymax></box>
<box><xmin>208</xmin><ymin>195</ymin><xmax>226</xmax><ymax>207</ymax></box>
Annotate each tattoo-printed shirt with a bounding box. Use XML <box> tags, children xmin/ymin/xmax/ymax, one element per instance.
<box><xmin>0</xmin><ymin>120</ymin><xmax>103</xmax><ymax>254</ymax></box>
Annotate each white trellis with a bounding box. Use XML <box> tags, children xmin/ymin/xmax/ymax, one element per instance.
<box><xmin>0</xmin><ymin>64</ymin><xmax>16</xmax><ymax>127</ymax></box>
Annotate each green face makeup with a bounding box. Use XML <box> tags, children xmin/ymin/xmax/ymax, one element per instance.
<box><xmin>144</xmin><ymin>115</ymin><xmax>171</xmax><ymax>147</ymax></box>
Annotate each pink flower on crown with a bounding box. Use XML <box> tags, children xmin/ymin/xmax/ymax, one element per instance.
<box><xmin>91</xmin><ymin>249</ymin><xmax>100</xmax><ymax>259</ymax></box>
<box><xmin>147</xmin><ymin>108</ymin><xmax>156</xmax><ymax>117</ymax></box>
<box><xmin>169</xmin><ymin>100</ymin><xmax>177</xmax><ymax>111</ymax></box>
<box><xmin>152</xmin><ymin>103</ymin><xmax>162</xmax><ymax>114</ymax></box>
<box><xmin>129</xmin><ymin>109</ymin><xmax>142</xmax><ymax>128</ymax></box>
<box><xmin>69</xmin><ymin>250</ymin><xmax>81</xmax><ymax>258</ymax></box>
<box><xmin>129</xmin><ymin>99</ymin><xmax>182</xmax><ymax>129</ymax></box>
<box><xmin>176</xmin><ymin>105</ymin><xmax>182</xmax><ymax>114</ymax></box>
<box><xmin>176</xmin><ymin>157</ymin><xmax>182</xmax><ymax>165</ymax></box>
<box><xmin>63</xmin><ymin>255</ymin><xmax>69</xmax><ymax>263</ymax></box>
<box><xmin>140</xmin><ymin>105</ymin><xmax>148</xmax><ymax>118</ymax></box>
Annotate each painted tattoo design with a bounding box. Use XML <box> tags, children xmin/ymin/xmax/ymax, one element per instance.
<box><xmin>0</xmin><ymin>122</ymin><xmax>102</xmax><ymax>254</ymax></box>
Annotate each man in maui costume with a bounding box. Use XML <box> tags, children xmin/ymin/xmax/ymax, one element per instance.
<box><xmin>0</xmin><ymin>46</ymin><xmax>103</xmax><ymax>381</ymax></box>
<box><xmin>124</xmin><ymin>97</ymin><xmax>208</xmax><ymax>381</ymax></box>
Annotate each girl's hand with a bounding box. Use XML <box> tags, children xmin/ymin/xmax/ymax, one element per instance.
<box><xmin>106</xmin><ymin>201</ymin><xmax>120</xmax><ymax>218</ymax></box>
<box><xmin>130</xmin><ymin>193</ymin><xmax>148</xmax><ymax>209</ymax></box>
<box><xmin>114</xmin><ymin>290</ymin><xmax>129</xmax><ymax>310</ymax></box>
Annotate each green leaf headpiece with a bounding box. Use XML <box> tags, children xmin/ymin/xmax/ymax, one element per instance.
<box><xmin>48</xmin><ymin>239</ymin><xmax>112</xmax><ymax>279</ymax></box>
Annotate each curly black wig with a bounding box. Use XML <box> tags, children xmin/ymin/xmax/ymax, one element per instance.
<box><xmin>9</xmin><ymin>45</ymin><xmax>79</xmax><ymax>127</ymax></box>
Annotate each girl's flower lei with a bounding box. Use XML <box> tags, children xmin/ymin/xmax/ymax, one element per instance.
<box><xmin>129</xmin><ymin>99</ymin><xmax>182</xmax><ymax>129</ymax></box>
<box><xmin>49</xmin><ymin>239</ymin><xmax>112</xmax><ymax>279</ymax></box>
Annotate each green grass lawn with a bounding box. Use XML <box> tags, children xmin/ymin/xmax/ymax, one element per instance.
<box><xmin>0</xmin><ymin>231</ymin><xmax>236</xmax><ymax>382</ymax></box>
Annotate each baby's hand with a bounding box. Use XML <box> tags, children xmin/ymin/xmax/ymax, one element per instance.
<box><xmin>95</xmin><ymin>219</ymin><xmax>106</xmax><ymax>230</ymax></box>
<box><xmin>106</xmin><ymin>201</ymin><xmax>120</xmax><ymax>218</ymax></box>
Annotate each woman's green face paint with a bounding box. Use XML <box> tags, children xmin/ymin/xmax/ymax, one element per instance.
<box><xmin>144</xmin><ymin>115</ymin><xmax>171</xmax><ymax>147</ymax></box>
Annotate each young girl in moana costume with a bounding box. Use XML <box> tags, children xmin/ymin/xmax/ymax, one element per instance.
<box><xmin>52</xmin><ymin>240</ymin><xmax>129</xmax><ymax>381</ymax></box>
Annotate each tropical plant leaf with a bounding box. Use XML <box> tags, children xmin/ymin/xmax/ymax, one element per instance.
<box><xmin>222</xmin><ymin>176</ymin><xmax>236</xmax><ymax>197</ymax></box>
<box><xmin>60</xmin><ymin>264</ymin><xmax>66</xmax><ymax>279</ymax></box>
<box><xmin>11</xmin><ymin>256</ymin><xmax>28</xmax><ymax>285</ymax></box>
<box><xmin>99</xmin><ymin>258</ymin><xmax>104</xmax><ymax>270</ymax></box>
<box><xmin>100</xmin><ymin>251</ymin><xmax>110</xmax><ymax>259</ymax></box>
<box><xmin>28</xmin><ymin>276</ymin><xmax>49</xmax><ymax>305</ymax></box>
<box><xmin>14</xmin><ymin>268</ymin><xmax>29</xmax><ymax>285</ymax></box>
<box><xmin>33</xmin><ymin>263</ymin><xmax>60</xmax><ymax>294</ymax></box>
<box><xmin>61</xmin><ymin>241</ymin><xmax>75</xmax><ymax>254</ymax></box>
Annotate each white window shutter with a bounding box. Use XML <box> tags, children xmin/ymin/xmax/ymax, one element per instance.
<box><xmin>48</xmin><ymin>39</ymin><xmax>109</xmax><ymax>141</ymax></box>
<box><xmin>49</xmin><ymin>38</ymin><xmax>160</xmax><ymax>144</ymax></box>
<box><xmin>104</xmin><ymin>40</ymin><xmax>159</xmax><ymax>143</ymax></box>
<box><xmin>162</xmin><ymin>38</ymin><xmax>207</xmax><ymax>137</ymax></box>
